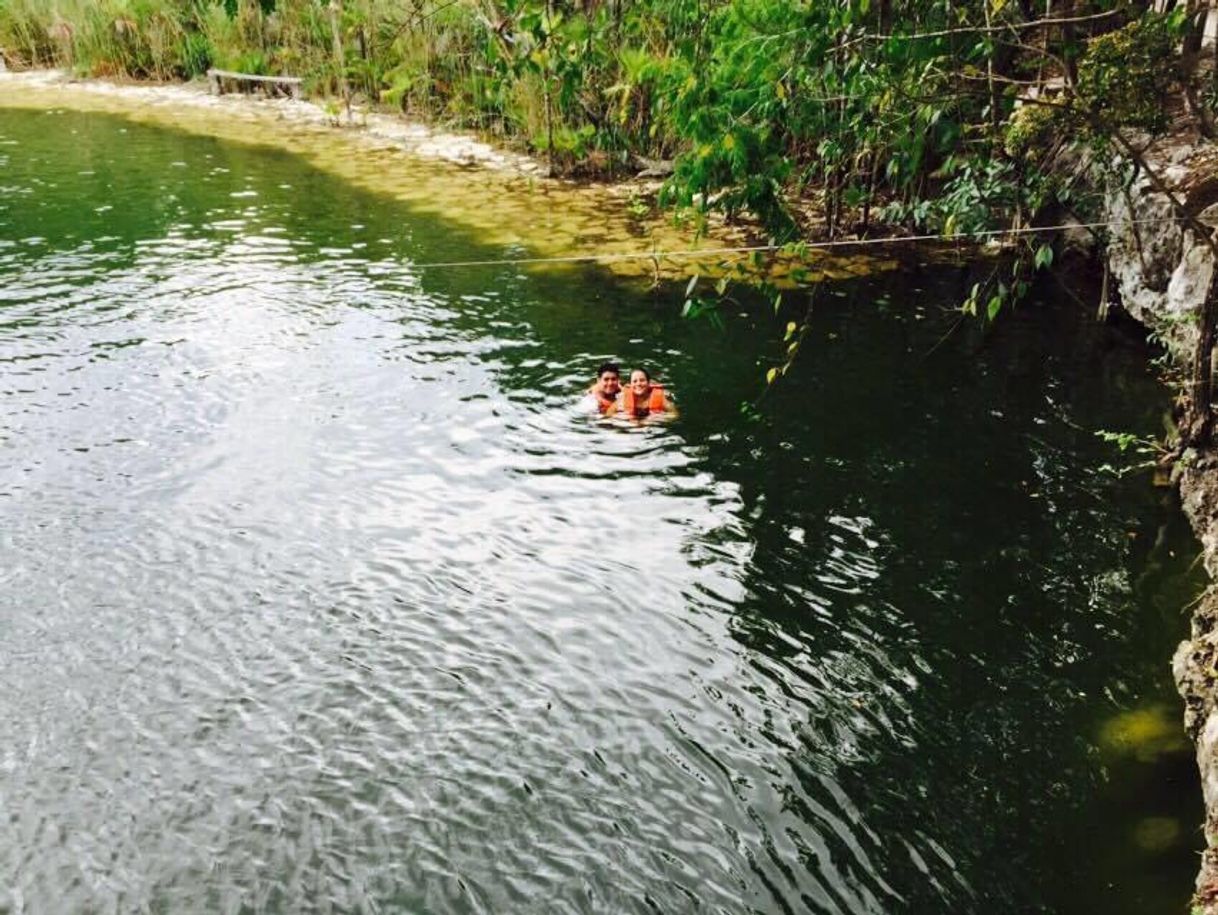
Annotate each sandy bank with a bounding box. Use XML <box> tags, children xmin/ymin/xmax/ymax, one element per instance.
<box><xmin>2</xmin><ymin>69</ymin><xmax>547</xmax><ymax>174</ymax></box>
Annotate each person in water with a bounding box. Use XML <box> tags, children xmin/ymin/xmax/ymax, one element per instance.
<box><xmin>622</xmin><ymin>368</ymin><xmax>673</xmax><ymax>418</ymax></box>
<box><xmin>586</xmin><ymin>361</ymin><xmax>623</xmax><ymax>414</ymax></box>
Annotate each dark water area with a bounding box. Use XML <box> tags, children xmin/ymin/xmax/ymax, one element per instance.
<box><xmin>0</xmin><ymin>108</ymin><xmax>1205</xmax><ymax>914</ymax></box>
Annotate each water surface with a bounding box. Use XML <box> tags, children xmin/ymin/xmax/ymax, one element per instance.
<box><xmin>0</xmin><ymin>108</ymin><xmax>1203</xmax><ymax>914</ymax></box>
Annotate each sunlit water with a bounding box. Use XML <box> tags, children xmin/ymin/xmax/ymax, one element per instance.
<box><xmin>0</xmin><ymin>108</ymin><xmax>1204</xmax><ymax>914</ymax></box>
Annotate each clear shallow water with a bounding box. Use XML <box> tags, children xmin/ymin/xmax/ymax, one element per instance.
<box><xmin>0</xmin><ymin>108</ymin><xmax>1203</xmax><ymax>914</ymax></box>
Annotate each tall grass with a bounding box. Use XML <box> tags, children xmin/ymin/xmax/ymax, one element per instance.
<box><xmin>0</xmin><ymin>0</ymin><xmax>674</xmax><ymax>178</ymax></box>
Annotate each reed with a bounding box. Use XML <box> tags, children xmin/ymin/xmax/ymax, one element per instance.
<box><xmin>0</xmin><ymin>1</ymin><xmax>665</xmax><ymax>172</ymax></box>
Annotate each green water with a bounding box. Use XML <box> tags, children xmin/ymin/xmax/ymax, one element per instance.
<box><xmin>0</xmin><ymin>107</ymin><xmax>1204</xmax><ymax>914</ymax></box>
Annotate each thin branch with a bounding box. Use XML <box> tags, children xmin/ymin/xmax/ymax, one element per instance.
<box><xmin>993</xmin><ymin>37</ymin><xmax>1074</xmax><ymax>86</ymax></box>
<box><xmin>841</xmin><ymin>9</ymin><xmax>1123</xmax><ymax>47</ymax></box>
<box><xmin>955</xmin><ymin>71</ymin><xmax>1060</xmax><ymax>87</ymax></box>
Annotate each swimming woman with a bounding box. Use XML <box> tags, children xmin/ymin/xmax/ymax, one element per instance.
<box><xmin>622</xmin><ymin>368</ymin><xmax>673</xmax><ymax>418</ymax></box>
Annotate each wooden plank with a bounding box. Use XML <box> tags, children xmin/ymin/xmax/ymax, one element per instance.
<box><xmin>207</xmin><ymin>69</ymin><xmax>301</xmax><ymax>85</ymax></box>
<box><xmin>206</xmin><ymin>69</ymin><xmax>303</xmax><ymax>99</ymax></box>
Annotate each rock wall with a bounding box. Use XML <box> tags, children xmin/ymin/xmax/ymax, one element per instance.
<box><xmin>1174</xmin><ymin>463</ymin><xmax>1218</xmax><ymax>910</ymax></box>
<box><xmin>1106</xmin><ymin>157</ymin><xmax>1215</xmax><ymax>366</ymax></box>
<box><xmin>1107</xmin><ymin>141</ymin><xmax>1218</xmax><ymax>911</ymax></box>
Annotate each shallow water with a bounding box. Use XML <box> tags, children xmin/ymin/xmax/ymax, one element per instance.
<box><xmin>0</xmin><ymin>108</ymin><xmax>1204</xmax><ymax>914</ymax></box>
<box><xmin>0</xmin><ymin>78</ymin><xmax>890</xmax><ymax>285</ymax></box>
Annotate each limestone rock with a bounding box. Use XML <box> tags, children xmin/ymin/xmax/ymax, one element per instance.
<box><xmin>1109</xmin><ymin>136</ymin><xmax>1218</xmax><ymax>915</ymax></box>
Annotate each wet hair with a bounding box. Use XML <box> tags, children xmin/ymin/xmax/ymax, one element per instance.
<box><xmin>597</xmin><ymin>361</ymin><xmax>620</xmax><ymax>379</ymax></box>
<box><xmin>630</xmin><ymin>368</ymin><xmax>651</xmax><ymax>382</ymax></box>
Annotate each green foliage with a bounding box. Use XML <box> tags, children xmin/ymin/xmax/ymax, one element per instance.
<box><xmin>0</xmin><ymin>1</ymin><xmax>1191</xmax><ymax>241</ymax></box>
<box><xmin>178</xmin><ymin>30</ymin><xmax>213</xmax><ymax>77</ymax></box>
<box><xmin>1004</xmin><ymin>104</ymin><xmax>1061</xmax><ymax>159</ymax></box>
<box><xmin>1095</xmin><ymin>429</ymin><xmax>1168</xmax><ymax>478</ymax></box>
<box><xmin>1076</xmin><ymin>14</ymin><xmax>1181</xmax><ymax>134</ymax></box>
<box><xmin>1097</xmin><ymin>429</ymin><xmax>1155</xmax><ymax>454</ymax></box>
<box><xmin>0</xmin><ymin>0</ymin><xmax>59</xmax><ymax>66</ymax></box>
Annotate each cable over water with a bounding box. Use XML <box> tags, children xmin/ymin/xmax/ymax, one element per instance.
<box><xmin>406</xmin><ymin>217</ymin><xmax>1185</xmax><ymax>270</ymax></box>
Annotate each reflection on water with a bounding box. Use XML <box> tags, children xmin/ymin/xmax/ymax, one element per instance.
<box><xmin>0</xmin><ymin>108</ymin><xmax>1204</xmax><ymax>914</ymax></box>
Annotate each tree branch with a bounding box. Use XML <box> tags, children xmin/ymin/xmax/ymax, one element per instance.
<box><xmin>843</xmin><ymin>8</ymin><xmax>1123</xmax><ymax>46</ymax></box>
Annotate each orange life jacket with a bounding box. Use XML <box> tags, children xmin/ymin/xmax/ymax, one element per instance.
<box><xmin>588</xmin><ymin>385</ymin><xmax>617</xmax><ymax>414</ymax></box>
<box><xmin>622</xmin><ymin>385</ymin><xmax>666</xmax><ymax>416</ymax></box>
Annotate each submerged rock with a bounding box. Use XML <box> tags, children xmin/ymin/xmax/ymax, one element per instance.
<box><xmin>1099</xmin><ymin>704</ymin><xmax>1189</xmax><ymax>762</ymax></box>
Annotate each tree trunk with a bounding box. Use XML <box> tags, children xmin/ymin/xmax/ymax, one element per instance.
<box><xmin>545</xmin><ymin>0</ymin><xmax>556</xmax><ymax>177</ymax></box>
<box><xmin>1190</xmin><ymin>244</ymin><xmax>1218</xmax><ymax>443</ymax></box>
<box><xmin>1184</xmin><ymin>0</ymin><xmax>1206</xmax><ymax>58</ymax></box>
<box><xmin>982</xmin><ymin>0</ymin><xmax>999</xmax><ymax>130</ymax></box>
<box><xmin>1061</xmin><ymin>0</ymin><xmax>1078</xmax><ymax>86</ymax></box>
<box><xmin>1181</xmin><ymin>0</ymin><xmax>1215</xmax><ymax>138</ymax></box>
<box><xmin>328</xmin><ymin>0</ymin><xmax>351</xmax><ymax>123</ymax></box>
<box><xmin>544</xmin><ymin>83</ymin><xmax>556</xmax><ymax>178</ymax></box>
<box><xmin>861</xmin><ymin>150</ymin><xmax>878</xmax><ymax>235</ymax></box>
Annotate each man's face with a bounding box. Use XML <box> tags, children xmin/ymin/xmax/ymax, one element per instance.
<box><xmin>598</xmin><ymin>371</ymin><xmax>621</xmax><ymax>397</ymax></box>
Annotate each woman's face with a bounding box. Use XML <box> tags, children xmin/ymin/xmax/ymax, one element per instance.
<box><xmin>630</xmin><ymin>371</ymin><xmax>650</xmax><ymax>396</ymax></box>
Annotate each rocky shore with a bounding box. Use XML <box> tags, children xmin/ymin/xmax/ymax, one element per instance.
<box><xmin>1106</xmin><ymin>134</ymin><xmax>1218</xmax><ymax>912</ymax></box>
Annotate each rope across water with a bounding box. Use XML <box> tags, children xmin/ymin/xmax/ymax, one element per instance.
<box><xmin>407</xmin><ymin>216</ymin><xmax>1185</xmax><ymax>270</ymax></box>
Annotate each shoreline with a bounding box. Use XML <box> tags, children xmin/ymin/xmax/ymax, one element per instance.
<box><xmin>0</xmin><ymin>69</ymin><xmax>551</xmax><ymax>175</ymax></box>
<box><xmin>0</xmin><ymin>69</ymin><xmax>893</xmax><ymax>285</ymax></box>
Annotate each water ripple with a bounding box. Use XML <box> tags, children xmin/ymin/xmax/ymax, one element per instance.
<box><xmin>0</xmin><ymin>106</ymin><xmax>1200</xmax><ymax>915</ymax></box>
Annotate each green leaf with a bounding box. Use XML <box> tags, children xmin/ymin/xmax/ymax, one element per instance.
<box><xmin>962</xmin><ymin>282</ymin><xmax>980</xmax><ymax>316</ymax></box>
<box><xmin>987</xmin><ymin>295</ymin><xmax>1002</xmax><ymax>321</ymax></box>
